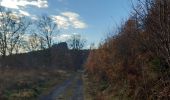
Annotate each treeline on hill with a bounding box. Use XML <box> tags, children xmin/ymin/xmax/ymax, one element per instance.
<box><xmin>85</xmin><ymin>0</ymin><xmax>170</xmax><ymax>99</ymax></box>
<box><xmin>0</xmin><ymin>42</ymin><xmax>89</xmax><ymax>70</ymax></box>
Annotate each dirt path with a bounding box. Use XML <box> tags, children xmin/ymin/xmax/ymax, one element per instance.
<box><xmin>39</xmin><ymin>72</ymin><xmax>84</xmax><ymax>100</ymax></box>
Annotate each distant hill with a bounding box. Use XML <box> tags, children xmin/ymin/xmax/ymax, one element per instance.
<box><xmin>0</xmin><ymin>42</ymin><xmax>89</xmax><ymax>70</ymax></box>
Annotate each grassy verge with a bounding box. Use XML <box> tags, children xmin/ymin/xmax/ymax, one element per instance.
<box><xmin>83</xmin><ymin>74</ymin><xmax>97</xmax><ymax>100</ymax></box>
<box><xmin>0</xmin><ymin>68</ymin><xmax>70</xmax><ymax>100</ymax></box>
<box><xmin>83</xmin><ymin>74</ymin><xmax>117</xmax><ymax>100</ymax></box>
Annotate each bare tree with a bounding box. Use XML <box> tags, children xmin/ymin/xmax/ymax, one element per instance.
<box><xmin>27</xmin><ymin>33</ymin><xmax>42</xmax><ymax>51</ymax></box>
<box><xmin>0</xmin><ymin>7</ymin><xmax>30</xmax><ymax>57</ymax></box>
<box><xmin>68</xmin><ymin>34</ymin><xmax>86</xmax><ymax>50</ymax></box>
<box><xmin>37</xmin><ymin>15</ymin><xmax>58</xmax><ymax>49</ymax></box>
<box><xmin>14</xmin><ymin>39</ymin><xmax>23</xmax><ymax>54</ymax></box>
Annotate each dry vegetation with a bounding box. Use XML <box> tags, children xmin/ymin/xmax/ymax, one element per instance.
<box><xmin>85</xmin><ymin>0</ymin><xmax>170</xmax><ymax>99</ymax></box>
<box><xmin>0</xmin><ymin>68</ymin><xmax>70</xmax><ymax>100</ymax></box>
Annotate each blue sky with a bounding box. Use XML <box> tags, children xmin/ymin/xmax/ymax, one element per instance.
<box><xmin>0</xmin><ymin>0</ymin><xmax>137</xmax><ymax>48</ymax></box>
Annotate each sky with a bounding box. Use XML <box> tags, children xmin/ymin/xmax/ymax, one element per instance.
<box><xmin>0</xmin><ymin>0</ymin><xmax>137</xmax><ymax>48</ymax></box>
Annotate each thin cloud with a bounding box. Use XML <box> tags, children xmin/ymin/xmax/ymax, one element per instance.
<box><xmin>52</xmin><ymin>11</ymin><xmax>87</xmax><ymax>29</ymax></box>
<box><xmin>18</xmin><ymin>10</ymin><xmax>38</xmax><ymax>20</ymax></box>
<box><xmin>61</xmin><ymin>12</ymin><xmax>87</xmax><ymax>29</ymax></box>
<box><xmin>0</xmin><ymin>0</ymin><xmax>45</xmax><ymax>20</ymax></box>
<box><xmin>54</xmin><ymin>34</ymin><xmax>72</xmax><ymax>42</ymax></box>
<box><xmin>0</xmin><ymin>0</ymin><xmax>48</xmax><ymax>9</ymax></box>
<box><xmin>19</xmin><ymin>10</ymin><xmax>30</xmax><ymax>16</ymax></box>
<box><xmin>53</xmin><ymin>33</ymin><xmax>83</xmax><ymax>42</ymax></box>
<box><xmin>52</xmin><ymin>15</ymin><xmax>70</xmax><ymax>29</ymax></box>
